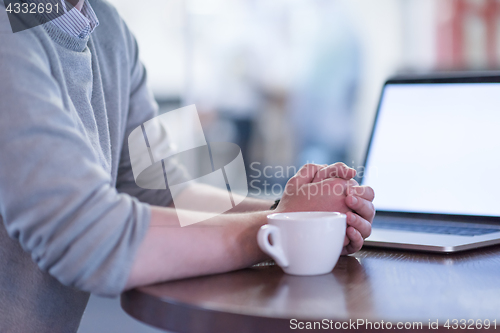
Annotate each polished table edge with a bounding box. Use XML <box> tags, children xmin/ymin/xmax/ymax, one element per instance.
<box><xmin>121</xmin><ymin>285</ymin><xmax>496</xmax><ymax>332</ymax></box>
<box><xmin>122</xmin><ymin>289</ymin><xmax>491</xmax><ymax>333</ymax></box>
<box><xmin>121</xmin><ymin>247</ymin><xmax>500</xmax><ymax>333</ymax></box>
<box><xmin>121</xmin><ymin>288</ymin><xmax>292</xmax><ymax>333</ymax></box>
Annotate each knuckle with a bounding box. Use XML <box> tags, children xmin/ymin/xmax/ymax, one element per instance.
<box><xmin>316</xmin><ymin>168</ymin><xmax>327</xmax><ymax>177</ymax></box>
<box><xmin>303</xmin><ymin>163</ymin><xmax>317</xmax><ymax>169</ymax></box>
<box><xmin>300</xmin><ymin>163</ymin><xmax>320</xmax><ymax>176</ymax></box>
<box><xmin>298</xmin><ymin>164</ymin><xmax>310</xmax><ymax>173</ymax></box>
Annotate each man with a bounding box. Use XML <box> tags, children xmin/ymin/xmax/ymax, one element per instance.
<box><xmin>0</xmin><ymin>0</ymin><xmax>375</xmax><ymax>332</ymax></box>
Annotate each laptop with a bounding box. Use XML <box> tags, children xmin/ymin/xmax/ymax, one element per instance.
<box><xmin>361</xmin><ymin>73</ymin><xmax>500</xmax><ymax>252</ymax></box>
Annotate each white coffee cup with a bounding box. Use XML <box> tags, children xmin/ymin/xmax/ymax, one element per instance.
<box><xmin>257</xmin><ymin>212</ymin><xmax>346</xmax><ymax>276</ymax></box>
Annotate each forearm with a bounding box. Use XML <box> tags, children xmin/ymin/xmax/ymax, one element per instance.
<box><xmin>228</xmin><ymin>195</ymin><xmax>274</xmax><ymax>212</ymax></box>
<box><xmin>169</xmin><ymin>183</ymin><xmax>274</xmax><ymax>213</ymax></box>
<box><xmin>125</xmin><ymin>206</ymin><xmax>270</xmax><ymax>290</ymax></box>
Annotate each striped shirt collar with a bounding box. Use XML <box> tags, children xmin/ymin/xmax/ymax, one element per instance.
<box><xmin>33</xmin><ymin>0</ymin><xmax>99</xmax><ymax>39</ymax></box>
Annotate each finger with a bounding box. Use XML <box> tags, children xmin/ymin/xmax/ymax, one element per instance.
<box><xmin>289</xmin><ymin>163</ymin><xmax>327</xmax><ymax>188</ymax></box>
<box><xmin>314</xmin><ymin>178</ymin><xmax>349</xmax><ymax>200</ymax></box>
<box><xmin>314</xmin><ymin>163</ymin><xmax>356</xmax><ymax>182</ymax></box>
<box><xmin>346</xmin><ymin>211</ymin><xmax>372</xmax><ymax>239</ymax></box>
<box><xmin>340</xmin><ymin>235</ymin><xmax>350</xmax><ymax>256</ymax></box>
<box><xmin>313</xmin><ymin>163</ymin><xmax>356</xmax><ymax>182</ymax></box>
<box><xmin>347</xmin><ymin>186</ymin><xmax>375</xmax><ymax>202</ymax></box>
<box><xmin>346</xmin><ymin>196</ymin><xmax>376</xmax><ymax>223</ymax></box>
<box><xmin>346</xmin><ymin>179</ymin><xmax>359</xmax><ymax>195</ymax></box>
<box><xmin>345</xmin><ymin>226</ymin><xmax>364</xmax><ymax>254</ymax></box>
<box><xmin>343</xmin><ymin>235</ymin><xmax>350</xmax><ymax>246</ymax></box>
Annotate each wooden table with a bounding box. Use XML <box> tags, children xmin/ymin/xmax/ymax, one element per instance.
<box><xmin>121</xmin><ymin>246</ymin><xmax>500</xmax><ymax>332</ymax></box>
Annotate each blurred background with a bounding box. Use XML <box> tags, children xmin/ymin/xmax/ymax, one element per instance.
<box><xmin>79</xmin><ymin>0</ymin><xmax>500</xmax><ymax>331</ymax></box>
<box><xmin>107</xmin><ymin>0</ymin><xmax>500</xmax><ymax>193</ymax></box>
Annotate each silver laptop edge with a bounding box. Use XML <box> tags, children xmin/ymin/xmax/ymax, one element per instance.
<box><xmin>365</xmin><ymin>230</ymin><xmax>500</xmax><ymax>252</ymax></box>
<box><xmin>361</xmin><ymin>75</ymin><xmax>500</xmax><ymax>253</ymax></box>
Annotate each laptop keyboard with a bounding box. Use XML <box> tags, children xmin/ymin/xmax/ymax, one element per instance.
<box><xmin>373</xmin><ymin>219</ymin><xmax>500</xmax><ymax>236</ymax></box>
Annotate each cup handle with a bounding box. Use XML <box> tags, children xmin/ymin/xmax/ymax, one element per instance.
<box><xmin>257</xmin><ymin>225</ymin><xmax>289</xmax><ymax>268</ymax></box>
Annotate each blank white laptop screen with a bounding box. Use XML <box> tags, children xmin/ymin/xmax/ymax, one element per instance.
<box><xmin>362</xmin><ymin>83</ymin><xmax>500</xmax><ymax>217</ymax></box>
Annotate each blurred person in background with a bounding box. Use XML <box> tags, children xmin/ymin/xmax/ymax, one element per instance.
<box><xmin>193</xmin><ymin>0</ymin><xmax>360</xmax><ymax>188</ymax></box>
<box><xmin>193</xmin><ymin>0</ymin><xmax>294</xmax><ymax>189</ymax></box>
<box><xmin>290</xmin><ymin>0</ymin><xmax>360</xmax><ymax>166</ymax></box>
<box><xmin>207</xmin><ymin>46</ymin><xmax>261</xmax><ymax>171</ymax></box>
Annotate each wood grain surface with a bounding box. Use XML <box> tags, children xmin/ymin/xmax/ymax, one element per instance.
<box><xmin>122</xmin><ymin>246</ymin><xmax>500</xmax><ymax>332</ymax></box>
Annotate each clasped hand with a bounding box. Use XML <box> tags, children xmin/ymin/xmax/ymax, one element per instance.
<box><xmin>275</xmin><ymin>163</ymin><xmax>375</xmax><ymax>255</ymax></box>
